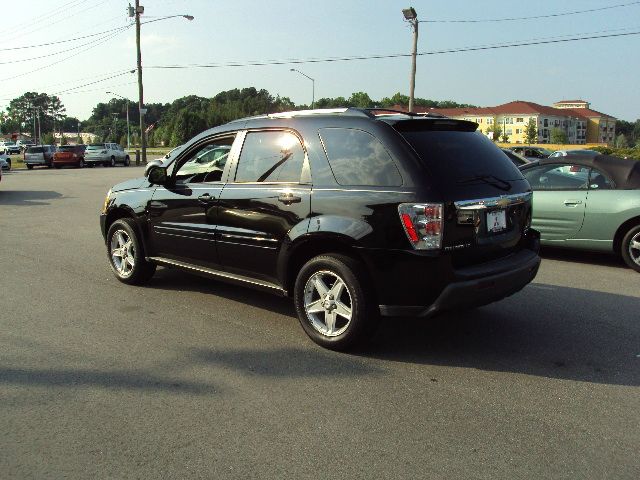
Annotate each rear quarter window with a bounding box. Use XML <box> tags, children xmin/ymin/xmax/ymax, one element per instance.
<box><xmin>319</xmin><ymin>128</ymin><xmax>402</xmax><ymax>186</ymax></box>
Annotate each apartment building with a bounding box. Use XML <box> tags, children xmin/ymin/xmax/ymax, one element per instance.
<box><xmin>406</xmin><ymin>100</ymin><xmax>615</xmax><ymax>144</ymax></box>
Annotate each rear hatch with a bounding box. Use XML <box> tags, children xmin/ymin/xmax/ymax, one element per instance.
<box><xmin>86</xmin><ymin>144</ymin><xmax>106</xmax><ymax>158</ymax></box>
<box><xmin>55</xmin><ymin>146</ymin><xmax>77</xmax><ymax>160</ymax></box>
<box><xmin>392</xmin><ymin>119</ymin><xmax>533</xmax><ymax>267</ymax></box>
<box><xmin>25</xmin><ymin>147</ymin><xmax>45</xmax><ymax>163</ymax></box>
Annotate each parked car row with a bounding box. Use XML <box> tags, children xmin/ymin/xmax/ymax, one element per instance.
<box><xmin>14</xmin><ymin>143</ymin><xmax>131</xmax><ymax>170</ymax></box>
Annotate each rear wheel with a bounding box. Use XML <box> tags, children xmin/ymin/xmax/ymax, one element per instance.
<box><xmin>124</xmin><ymin>155</ymin><xmax>130</xmax><ymax>166</ymax></box>
<box><xmin>106</xmin><ymin>218</ymin><xmax>156</xmax><ymax>284</ymax></box>
<box><xmin>6</xmin><ymin>159</ymin><xmax>10</xmax><ymax>170</ymax></box>
<box><xmin>26</xmin><ymin>164</ymin><xmax>33</xmax><ymax>170</ymax></box>
<box><xmin>621</xmin><ymin>224</ymin><xmax>640</xmax><ymax>273</ymax></box>
<box><xmin>294</xmin><ymin>254</ymin><xmax>378</xmax><ymax>350</ymax></box>
<box><xmin>110</xmin><ymin>156</ymin><xmax>116</xmax><ymax>167</ymax></box>
<box><xmin>78</xmin><ymin>158</ymin><xmax>84</xmax><ymax>168</ymax></box>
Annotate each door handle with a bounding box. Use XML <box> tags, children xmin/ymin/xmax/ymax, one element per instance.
<box><xmin>198</xmin><ymin>193</ymin><xmax>214</xmax><ymax>204</ymax></box>
<box><xmin>149</xmin><ymin>201</ymin><xmax>168</xmax><ymax>210</ymax></box>
<box><xmin>278</xmin><ymin>192</ymin><xmax>301</xmax><ymax>204</ymax></box>
<box><xmin>563</xmin><ymin>200</ymin><xmax>583</xmax><ymax>206</ymax></box>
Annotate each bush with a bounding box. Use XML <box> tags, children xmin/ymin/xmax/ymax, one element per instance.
<box><xmin>591</xmin><ymin>145</ymin><xmax>640</xmax><ymax>160</ymax></box>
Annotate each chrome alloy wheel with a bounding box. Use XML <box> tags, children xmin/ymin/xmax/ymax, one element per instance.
<box><xmin>110</xmin><ymin>229</ymin><xmax>135</xmax><ymax>277</ymax></box>
<box><xmin>629</xmin><ymin>231</ymin><xmax>640</xmax><ymax>267</ymax></box>
<box><xmin>303</xmin><ymin>270</ymin><xmax>353</xmax><ymax>337</ymax></box>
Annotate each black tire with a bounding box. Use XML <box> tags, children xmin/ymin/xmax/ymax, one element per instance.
<box><xmin>294</xmin><ymin>253</ymin><xmax>378</xmax><ymax>350</ymax></box>
<box><xmin>621</xmin><ymin>224</ymin><xmax>640</xmax><ymax>273</ymax></box>
<box><xmin>106</xmin><ymin>218</ymin><xmax>156</xmax><ymax>285</ymax></box>
<box><xmin>78</xmin><ymin>158</ymin><xmax>84</xmax><ymax>168</ymax></box>
<box><xmin>26</xmin><ymin>164</ymin><xmax>33</xmax><ymax>170</ymax></box>
<box><xmin>6</xmin><ymin>160</ymin><xmax>10</xmax><ymax>171</ymax></box>
<box><xmin>110</xmin><ymin>156</ymin><xmax>116</xmax><ymax>167</ymax></box>
<box><xmin>87</xmin><ymin>163</ymin><xmax>95</xmax><ymax>168</ymax></box>
<box><xmin>124</xmin><ymin>156</ymin><xmax>130</xmax><ymax>167</ymax></box>
<box><xmin>54</xmin><ymin>165</ymin><xmax>61</xmax><ymax>169</ymax></box>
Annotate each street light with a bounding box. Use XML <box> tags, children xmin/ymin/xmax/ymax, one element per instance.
<box><xmin>402</xmin><ymin>7</ymin><xmax>418</xmax><ymax>113</ymax></box>
<box><xmin>106</xmin><ymin>91</ymin><xmax>130</xmax><ymax>150</ymax></box>
<box><xmin>290</xmin><ymin>68</ymin><xmax>315</xmax><ymax>109</ymax></box>
<box><xmin>131</xmin><ymin>2</ymin><xmax>194</xmax><ymax>163</ymax></box>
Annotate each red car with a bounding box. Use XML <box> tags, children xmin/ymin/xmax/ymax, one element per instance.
<box><xmin>53</xmin><ymin>145</ymin><xmax>87</xmax><ymax>168</ymax></box>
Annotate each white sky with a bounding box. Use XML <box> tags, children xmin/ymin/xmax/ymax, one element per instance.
<box><xmin>1</xmin><ymin>0</ymin><xmax>639</xmax><ymax>121</ymax></box>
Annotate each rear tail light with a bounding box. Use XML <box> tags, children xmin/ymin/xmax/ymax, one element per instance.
<box><xmin>398</xmin><ymin>203</ymin><xmax>443</xmax><ymax>250</ymax></box>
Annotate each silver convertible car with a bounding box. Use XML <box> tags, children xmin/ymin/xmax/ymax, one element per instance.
<box><xmin>520</xmin><ymin>154</ymin><xmax>640</xmax><ymax>272</ymax></box>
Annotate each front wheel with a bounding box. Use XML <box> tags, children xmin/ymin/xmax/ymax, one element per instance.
<box><xmin>294</xmin><ymin>254</ymin><xmax>378</xmax><ymax>350</ymax></box>
<box><xmin>621</xmin><ymin>224</ymin><xmax>640</xmax><ymax>273</ymax></box>
<box><xmin>78</xmin><ymin>158</ymin><xmax>84</xmax><ymax>168</ymax></box>
<box><xmin>6</xmin><ymin>160</ymin><xmax>10</xmax><ymax>170</ymax></box>
<box><xmin>124</xmin><ymin>156</ymin><xmax>130</xmax><ymax>167</ymax></box>
<box><xmin>106</xmin><ymin>218</ymin><xmax>157</xmax><ymax>284</ymax></box>
<box><xmin>110</xmin><ymin>156</ymin><xmax>116</xmax><ymax>167</ymax></box>
<box><xmin>26</xmin><ymin>164</ymin><xmax>33</xmax><ymax>170</ymax></box>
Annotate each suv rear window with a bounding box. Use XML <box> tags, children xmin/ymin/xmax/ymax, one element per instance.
<box><xmin>58</xmin><ymin>146</ymin><xmax>75</xmax><ymax>152</ymax></box>
<box><xmin>87</xmin><ymin>144</ymin><xmax>105</xmax><ymax>150</ymax></box>
<box><xmin>398</xmin><ymin>129</ymin><xmax>523</xmax><ymax>191</ymax></box>
<box><xmin>27</xmin><ymin>147</ymin><xmax>44</xmax><ymax>153</ymax></box>
<box><xmin>319</xmin><ymin>128</ymin><xmax>402</xmax><ymax>186</ymax></box>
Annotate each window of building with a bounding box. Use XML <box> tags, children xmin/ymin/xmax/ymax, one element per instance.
<box><xmin>319</xmin><ymin>128</ymin><xmax>402</xmax><ymax>186</ymax></box>
<box><xmin>543</xmin><ymin>119</ymin><xmax>548</xmax><ymax>127</ymax></box>
<box><xmin>516</xmin><ymin>118</ymin><xmax>523</xmax><ymax>123</ymax></box>
<box><xmin>234</xmin><ymin>131</ymin><xmax>304</xmax><ymax>183</ymax></box>
<box><xmin>506</xmin><ymin>129</ymin><xmax>513</xmax><ymax>135</ymax></box>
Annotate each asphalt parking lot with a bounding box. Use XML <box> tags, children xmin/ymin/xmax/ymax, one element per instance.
<box><xmin>1</xmin><ymin>166</ymin><xmax>639</xmax><ymax>479</ymax></box>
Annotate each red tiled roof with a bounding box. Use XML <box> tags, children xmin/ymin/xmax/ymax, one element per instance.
<box><xmin>393</xmin><ymin>101</ymin><xmax>615</xmax><ymax>120</ymax></box>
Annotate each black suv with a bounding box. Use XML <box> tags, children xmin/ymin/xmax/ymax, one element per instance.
<box><xmin>100</xmin><ymin>108</ymin><xmax>540</xmax><ymax>350</ymax></box>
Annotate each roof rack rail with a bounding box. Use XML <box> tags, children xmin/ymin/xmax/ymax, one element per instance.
<box><xmin>356</xmin><ymin>108</ymin><xmax>420</xmax><ymax>118</ymax></box>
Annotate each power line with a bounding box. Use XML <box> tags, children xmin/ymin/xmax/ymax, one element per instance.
<box><xmin>0</xmin><ymin>29</ymin><xmax>124</xmax><ymax>82</ymax></box>
<box><xmin>145</xmin><ymin>30</ymin><xmax>640</xmax><ymax>70</ymax></box>
<box><xmin>0</xmin><ymin>26</ymin><xmax>131</xmax><ymax>65</ymax></box>
<box><xmin>422</xmin><ymin>1</ymin><xmax>640</xmax><ymax>23</ymax></box>
<box><xmin>53</xmin><ymin>71</ymin><xmax>135</xmax><ymax>95</ymax></box>
<box><xmin>0</xmin><ymin>25</ymin><xmax>131</xmax><ymax>51</ymax></box>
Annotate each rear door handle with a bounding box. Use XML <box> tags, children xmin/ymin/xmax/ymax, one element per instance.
<box><xmin>198</xmin><ymin>193</ymin><xmax>215</xmax><ymax>204</ymax></box>
<box><xmin>563</xmin><ymin>200</ymin><xmax>583</xmax><ymax>206</ymax></box>
<box><xmin>278</xmin><ymin>192</ymin><xmax>301</xmax><ymax>204</ymax></box>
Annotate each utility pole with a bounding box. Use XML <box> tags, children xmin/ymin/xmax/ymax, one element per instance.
<box><xmin>133</xmin><ymin>1</ymin><xmax>147</xmax><ymax>163</ymax></box>
<box><xmin>36</xmin><ymin>108</ymin><xmax>41</xmax><ymax>145</ymax></box>
<box><xmin>402</xmin><ymin>7</ymin><xmax>419</xmax><ymax>113</ymax></box>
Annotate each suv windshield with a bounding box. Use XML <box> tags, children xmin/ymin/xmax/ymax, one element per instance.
<box><xmin>398</xmin><ymin>128</ymin><xmax>524</xmax><ymax>192</ymax></box>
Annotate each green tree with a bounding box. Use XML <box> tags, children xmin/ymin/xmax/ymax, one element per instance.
<box><xmin>60</xmin><ymin>135</ymin><xmax>68</xmax><ymax>146</ymax></box>
<box><xmin>501</xmin><ymin>132</ymin><xmax>510</xmax><ymax>143</ymax></box>
<box><xmin>550</xmin><ymin>128</ymin><xmax>568</xmax><ymax>144</ymax></box>
<box><xmin>525</xmin><ymin>118</ymin><xmax>538</xmax><ymax>144</ymax></box>
<box><xmin>348</xmin><ymin>92</ymin><xmax>374</xmax><ymax>108</ymax></box>
<box><xmin>615</xmin><ymin>133</ymin><xmax>629</xmax><ymax>148</ymax></box>
<box><xmin>42</xmin><ymin>132</ymin><xmax>55</xmax><ymax>145</ymax></box>
<box><xmin>486</xmin><ymin>120</ymin><xmax>502</xmax><ymax>142</ymax></box>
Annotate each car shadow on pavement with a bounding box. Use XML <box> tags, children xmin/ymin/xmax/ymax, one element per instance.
<box><xmin>147</xmin><ymin>268</ymin><xmax>297</xmax><ymax>318</ymax></box>
<box><xmin>357</xmin><ymin>283</ymin><xmax>640</xmax><ymax>387</ymax></box>
<box><xmin>540</xmin><ymin>246</ymin><xmax>627</xmax><ymax>269</ymax></box>
<box><xmin>0</xmin><ymin>366</ymin><xmax>218</xmax><ymax>395</ymax></box>
<box><xmin>0</xmin><ymin>190</ymin><xmax>63</xmax><ymax>206</ymax></box>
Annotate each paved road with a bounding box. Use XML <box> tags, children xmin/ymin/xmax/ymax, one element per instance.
<box><xmin>1</xmin><ymin>166</ymin><xmax>639</xmax><ymax>479</ymax></box>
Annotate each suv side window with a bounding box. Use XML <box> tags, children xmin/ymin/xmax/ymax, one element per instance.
<box><xmin>522</xmin><ymin>164</ymin><xmax>588</xmax><ymax>190</ymax></box>
<box><xmin>319</xmin><ymin>128</ymin><xmax>402</xmax><ymax>186</ymax></box>
<box><xmin>234</xmin><ymin>131</ymin><xmax>304</xmax><ymax>183</ymax></box>
<box><xmin>175</xmin><ymin>136</ymin><xmax>235</xmax><ymax>184</ymax></box>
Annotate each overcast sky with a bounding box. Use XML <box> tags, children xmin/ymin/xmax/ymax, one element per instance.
<box><xmin>2</xmin><ymin>0</ymin><xmax>639</xmax><ymax>121</ymax></box>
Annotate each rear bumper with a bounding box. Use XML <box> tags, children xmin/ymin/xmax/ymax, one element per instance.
<box><xmin>379</xmin><ymin>248</ymin><xmax>540</xmax><ymax>317</ymax></box>
<box><xmin>370</xmin><ymin>229</ymin><xmax>541</xmax><ymax>317</ymax></box>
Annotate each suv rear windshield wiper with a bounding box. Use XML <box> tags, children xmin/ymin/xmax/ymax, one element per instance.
<box><xmin>458</xmin><ymin>174</ymin><xmax>512</xmax><ymax>191</ymax></box>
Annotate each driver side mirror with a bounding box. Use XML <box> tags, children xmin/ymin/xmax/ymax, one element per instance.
<box><xmin>147</xmin><ymin>165</ymin><xmax>168</xmax><ymax>185</ymax></box>
<box><xmin>144</xmin><ymin>159</ymin><xmax>162</xmax><ymax>177</ymax></box>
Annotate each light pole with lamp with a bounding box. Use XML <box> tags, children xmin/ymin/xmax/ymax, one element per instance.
<box><xmin>290</xmin><ymin>68</ymin><xmax>315</xmax><ymax>109</ymax></box>
<box><xmin>106</xmin><ymin>91</ymin><xmax>130</xmax><ymax>150</ymax></box>
<box><xmin>129</xmin><ymin>2</ymin><xmax>194</xmax><ymax>163</ymax></box>
<box><xmin>402</xmin><ymin>7</ymin><xmax>418</xmax><ymax>113</ymax></box>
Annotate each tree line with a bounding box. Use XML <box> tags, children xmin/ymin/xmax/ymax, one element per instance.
<box><xmin>2</xmin><ymin>88</ymin><xmax>638</xmax><ymax>148</ymax></box>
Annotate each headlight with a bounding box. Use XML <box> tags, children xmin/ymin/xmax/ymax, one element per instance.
<box><xmin>102</xmin><ymin>189</ymin><xmax>112</xmax><ymax>214</ymax></box>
